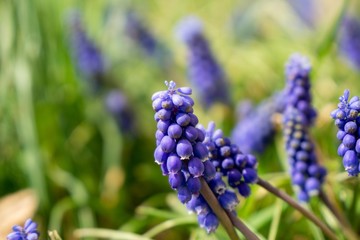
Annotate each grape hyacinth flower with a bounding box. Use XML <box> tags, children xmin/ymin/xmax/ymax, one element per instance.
<box><xmin>287</xmin><ymin>0</ymin><xmax>318</xmax><ymax>28</ymax></box>
<box><xmin>331</xmin><ymin>90</ymin><xmax>360</xmax><ymax>176</ymax></box>
<box><xmin>231</xmin><ymin>92</ymin><xmax>285</xmax><ymax>154</ymax></box>
<box><xmin>284</xmin><ymin>53</ymin><xmax>317</xmax><ymax>126</ymax></box>
<box><xmin>105</xmin><ymin>90</ymin><xmax>135</xmax><ymax>135</ymax></box>
<box><xmin>7</xmin><ymin>218</ymin><xmax>39</xmax><ymax>240</ymax></box>
<box><xmin>175</xmin><ymin>16</ymin><xmax>230</xmax><ymax>109</ymax></box>
<box><xmin>124</xmin><ymin>11</ymin><xmax>171</xmax><ymax>68</ymax></box>
<box><xmin>125</xmin><ymin>11</ymin><xmax>158</xmax><ymax>56</ymax></box>
<box><xmin>152</xmin><ymin>81</ymin><xmax>238</xmax><ymax>233</ymax></box>
<box><xmin>284</xmin><ymin>107</ymin><xmax>327</xmax><ymax>202</ymax></box>
<box><xmin>338</xmin><ymin>15</ymin><xmax>360</xmax><ymax>71</ymax></box>
<box><xmin>68</xmin><ymin>11</ymin><xmax>105</xmax><ymax>90</ymax></box>
<box><xmin>202</xmin><ymin>122</ymin><xmax>258</xmax><ymax>198</ymax></box>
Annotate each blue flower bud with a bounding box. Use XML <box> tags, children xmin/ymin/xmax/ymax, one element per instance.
<box><xmin>356</xmin><ymin>139</ymin><xmax>360</xmax><ymax>153</ymax></box>
<box><xmin>338</xmin><ymin>143</ymin><xmax>349</xmax><ymax>157</ymax></box>
<box><xmin>188</xmin><ymin>157</ymin><xmax>204</xmax><ymax>177</ymax></box>
<box><xmin>237</xmin><ymin>182</ymin><xmax>251</xmax><ymax>197</ymax></box>
<box><xmin>343</xmin><ymin>134</ymin><xmax>356</xmax><ymax>148</ymax></box>
<box><xmin>242</xmin><ymin>168</ymin><xmax>258</xmax><ymax>184</ymax></box>
<box><xmin>157</xmin><ymin>120</ymin><xmax>170</xmax><ymax>133</ymax></box>
<box><xmin>305</xmin><ymin>178</ymin><xmax>321</xmax><ymax>196</ymax></box>
<box><xmin>208</xmin><ymin>173</ymin><xmax>227</xmax><ymax>195</ymax></box>
<box><xmin>198</xmin><ymin>212</ymin><xmax>219</xmax><ymax>233</ymax></box>
<box><xmin>178</xmin><ymin>87</ymin><xmax>192</xmax><ymax>95</ymax></box>
<box><xmin>177</xmin><ymin>186</ymin><xmax>192</xmax><ymax>203</ymax></box>
<box><xmin>186</xmin><ymin>195</ymin><xmax>210</xmax><ymax>215</ymax></box>
<box><xmin>160</xmin><ymin>136</ymin><xmax>176</xmax><ymax>153</ymax></box>
<box><xmin>345</xmin><ymin>121</ymin><xmax>358</xmax><ymax>134</ymax></box>
<box><xmin>193</xmin><ymin>142</ymin><xmax>208</xmax><ymax>161</ymax></box>
<box><xmin>218</xmin><ymin>190</ymin><xmax>239</xmax><ymax>211</ymax></box>
<box><xmin>184</xmin><ymin>126</ymin><xmax>198</xmax><ymax>142</ymax></box>
<box><xmin>187</xmin><ymin>177</ymin><xmax>201</xmax><ymax>194</ymax></box>
<box><xmin>196</xmin><ymin>128</ymin><xmax>205</xmax><ymax>142</ymax></box>
<box><xmin>176</xmin><ymin>139</ymin><xmax>193</xmax><ymax>159</ymax></box>
<box><xmin>154</xmin><ymin>146</ymin><xmax>168</xmax><ymax>165</ymax></box>
<box><xmin>297</xmin><ymin>190</ymin><xmax>309</xmax><ymax>202</ymax></box>
<box><xmin>203</xmin><ymin>160</ymin><xmax>216</xmax><ymax>181</ymax></box>
<box><xmin>189</xmin><ymin>113</ymin><xmax>199</xmax><ymax>126</ymax></box>
<box><xmin>292</xmin><ymin>172</ymin><xmax>306</xmax><ymax>186</ymax></box>
<box><xmin>160</xmin><ymin>161</ymin><xmax>169</xmax><ymax>176</ymax></box>
<box><xmin>343</xmin><ymin>150</ymin><xmax>359</xmax><ymax>176</ymax></box>
<box><xmin>167</xmin><ymin>124</ymin><xmax>183</xmax><ymax>139</ymax></box>
<box><xmin>227</xmin><ymin>169</ymin><xmax>242</xmax><ymax>187</ymax></box>
<box><xmin>168</xmin><ymin>172</ymin><xmax>185</xmax><ymax>189</ymax></box>
<box><xmin>7</xmin><ymin>219</ymin><xmax>40</xmax><ymax>240</ymax></box>
<box><xmin>167</xmin><ymin>154</ymin><xmax>182</xmax><ymax>174</ymax></box>
<box><xmin>221</xmin><ymin>158</ymin><xmax>234</xmax><ymax>169</ymax></box>
<box><xmin>336</xmin><ymin>130</ymin><xmax>346</xmax><ymax>140</ymax></box>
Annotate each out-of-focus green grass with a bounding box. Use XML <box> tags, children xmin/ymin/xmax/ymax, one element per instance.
<box><xmin>0</xmin><ymin>0</ymin><xmax>359</xmax><ymax>239</ymax></box>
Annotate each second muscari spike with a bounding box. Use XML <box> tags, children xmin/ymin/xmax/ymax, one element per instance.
<box><xmin>175</xmin><ymin>16</ymin><xmax>231</xmax><ymax>109</ymax></box>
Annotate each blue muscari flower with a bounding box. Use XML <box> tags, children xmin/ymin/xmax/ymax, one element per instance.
<box><xmin>125</xmin><ymin>11</ymin><xmax>171</xmax><ymax>68</ymax></box>
<box><xmin>284</xmin><ymin>53</ymin><xmax>317</xmax><ymax>126</ymax></box>
<box><xmin>284</xmin><ymin>107</ymin><xmax>327</xmax><ymax>201</ymax></box>
<box><xmin>231</xmin><ymin>92</ymin><xmax>285</xmax><ymax>154</ymax></box>
<box><xmin>287</xmin><ymin>0</ymin><xmax>317</xmax><ymax>28</ymax></box>
<box><xmin>202</xmin><ymin>122</ymin><xmax>258</xmax><ymax>197</ymax></box>
<box><xmin>105</xmin><ymin>90</ymin><xmax>135</xmax><ymax>135</ymax></box>
<box><xmin>7</xmin><ymin>219</ymin><xmax>39</xmax><ymax>240</ymax></box>
<box><xmin>152</xmin><ymin>81</ymin><xmax>236</xmax><ymax>233</ymax></box>
<box><xmin>125</xmin><ymin>11</ymin><xmax>158</xmax><ymax>56</ymax></box>
<box><xmin>338</xmin><ymin>15</ymin><xmax>360</xmax><ymax>71</ymax></box>
<box><xmin>331</xmin><ymin>90</ymin><xmax>360</xmax><ymax>176</ymax></box>
<box><xmin>68</xmin><ymin>11</ymin><xmax>105</xmax><ymax>89</ymax></box>
<box><xmin>175</xmin><ymin>16</ymin><xmax>230</xmax><ymax>109</ymax></box>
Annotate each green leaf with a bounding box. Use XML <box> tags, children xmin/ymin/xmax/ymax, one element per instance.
<box><xmin>142</xmin><ymin>216</ymin><xmax>197</xmax><ymax>238</ymax></box>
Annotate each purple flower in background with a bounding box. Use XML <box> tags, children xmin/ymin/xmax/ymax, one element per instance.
<box><xmin>338</xmin><ymin>15</ymin><xmax>360</xmax><ymax>71</ymax></box>
<box><xmin>231</xmin><ymin>92</ymin><xmax>284</xmax><ymax>154</ymax></box>
<box><xmin>284</xmin><ymin>53</ymin><xmax>316</xmax><ymax>126</ymax></box>
<box><xmin>176</xmin><ymin>16</ymin><xmax>230</xmax><ymax>109</ymax></box>
<box><xmin>284</xmin><ymin>107</ymin><xmax>327</xmax><ymax>202</ymax></box>
<box><xmin>125</xmin><ymin>11</ymin><xmax>158</xmax><ymax>56</ymax></box>
<box><xmin>7</xmin><ymin>218</ymin><xmax>39</xmax><ymax>240</ymax></box>
<box><xmin>68</xmin><ymin>11</ymin><xmax>105</xmax><ymax>89</ymax></box>
<box><xmin>202</xmin><ymin>122</ymin><xmax>258</xmax><ymax>197</ymax></box>
<box><xmin>152</xmin><ymin>81</ymin><xmax>237</xmax><ymax>233</ymax></box>
<box><xmin>287</xmin><ymin>0</ymin><xmax>317</xmax><ymax>28</ymax></box>
<box><xmin>125</xmin><ymin>11</ymin><xmax>171</xmax><ymax>68</ymax></box>
<box><xmin>105</xmin><ymin>90</ymin><xmax>135</xmax><ymax>135</ymax></box>
<box><xmin>331</xmin><ymin>90</ymin><xmax>360</xmax><ymax>176</ymax></box>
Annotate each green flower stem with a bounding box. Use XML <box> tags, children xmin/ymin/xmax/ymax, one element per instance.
<box><xmin>256</xmin><ymin>177</ymin><xmax>337</xmax><ymax>240</ymax></box>
<box><xmin>142</xmin><ymin>216</ymin><xmax>196</xmax><ymax>238</ymax></box>
<box><xmin>49</xmin><ymin>197</ymin><xmax>75</xmax><ymax>231</ymax></box>
<box><xmin>224</xmin><ymin>210</ymin><xmax>260</xmax><ymax>240</ymax></box>
<box><xmin>319</xmin><ymin>189</ymin><xmax>358</xmax><ymax>240</ymax></box>
<box><xmin>199</xmin><ymin>178</ymin><xmax>241</xmax><ymax>240</ymax></box>
<box><xmin>48</xmin><ymin>230</ymin><xmax>62</xmax><ymax>240</ymax></box>
<box><xmin>73</xmin><ymin>228</ymin><xmax>152</xmax><ymax>240</ymax></box>
<box><xmin>14</xmin><ymin>60</ymin><xmax>49</xmax><ymax>208</ymax></box>
<box><xmin>350</xmin><ymin>183</ymin><xmax>359</xmax><ymax>229</ymax></box>
<box><xmin>50</xmin><ymin>166</ymin><xmax>96</xmax><ymax>229</ymax></box>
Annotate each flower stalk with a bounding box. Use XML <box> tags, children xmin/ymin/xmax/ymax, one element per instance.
<box><xmin>256</xmin><ymin>177</ymin><xmax>337</xmax><ymax>240</ymax></box>
<box><xmin>319</xmin><ymin>189</ymin><xmax>358</xmax><ymax>240</ymax></box>
<box><xmin>200</xmin><ymin>177</ymin><xmax>255</xmax><ymax>240</ymax></box>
